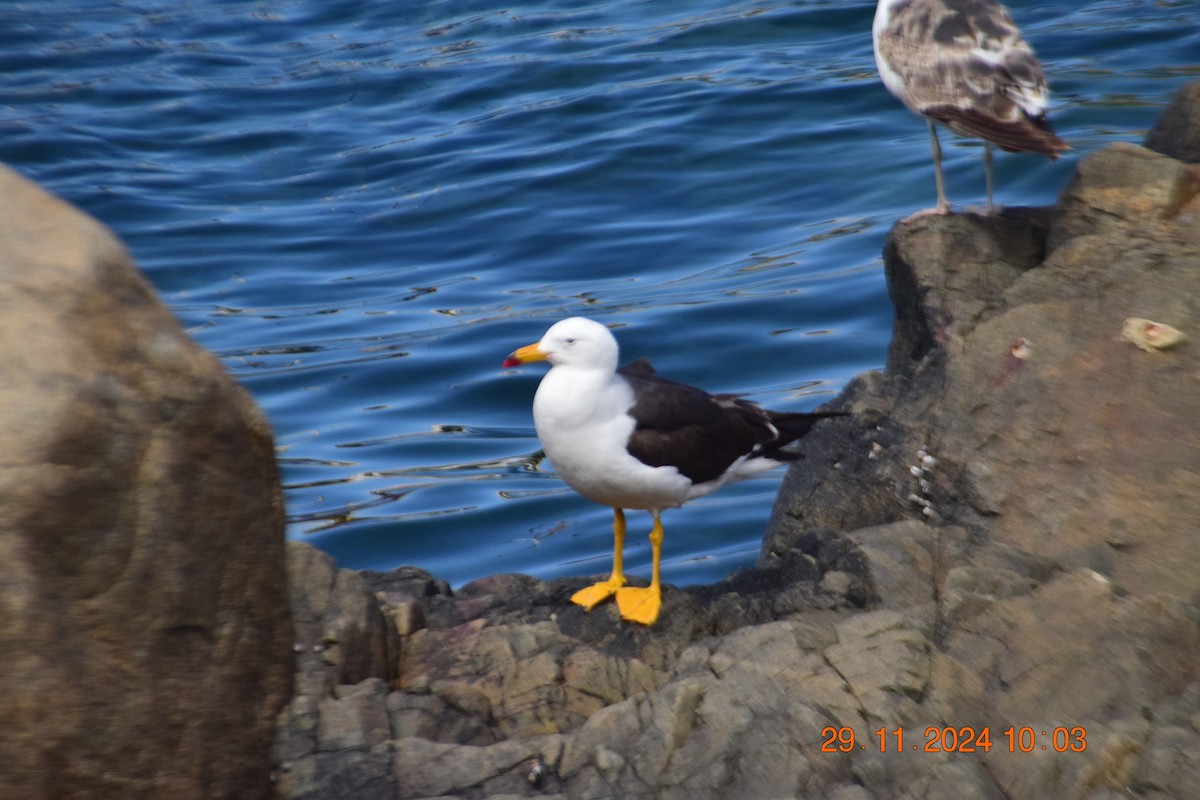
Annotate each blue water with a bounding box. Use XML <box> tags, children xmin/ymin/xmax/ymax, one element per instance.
<box><xmin>4</xmin><ymin>1</ymin><xmax>1196</xmax><ymax>589</ymax></box>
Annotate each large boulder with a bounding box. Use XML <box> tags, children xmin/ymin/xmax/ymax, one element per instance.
<box><xmin>0</xmin><ymin>165</ymin><xmax>293</xmax><ymax>799</ymax></box>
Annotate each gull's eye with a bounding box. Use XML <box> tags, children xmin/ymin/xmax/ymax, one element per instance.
<box><xmin>564</xmin><ymin>337</ymin><xmax>576</xmax><ymax>345</ymax></box>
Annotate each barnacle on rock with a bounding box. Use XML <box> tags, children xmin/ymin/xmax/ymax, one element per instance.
<box><xmin>1122</xmin><ymin>318</ymin><xmax>1185</xmax><ymax>352</ymax></box>
<box><xmin>908</xmin><ymin>447</ymin><xmax>938</xmax><ymax>520</ymax></box>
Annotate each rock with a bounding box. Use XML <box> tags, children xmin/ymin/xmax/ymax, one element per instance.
<box><xmin>1050</xmin><ymin>141</ymin><xmax>1200</xmax><ymax>247</ymax></box>
<box><xmin>1146</xmin><ymin>81</ymin><xmax>1200</xmax><ymax>163</ymax></box>
<box><xmin>773</xmin><ymin>153</ymin><xmax>1200</xmax><ymax>601</ymax></box>
<box><xmin>275</xmin><ymin>544</ymin><xmax>403</xmax><ymax>797</ymax></box>
<box><xmin>393</xmin><ymin>737</ymin><xmax>543</xmax><ymax>798</ymax></box>
<box><xmin>275</xmin><ymin>532</ymin><xmax>869</xmax><ymax>797</ymax></box>
<box><xmin>274</xmin><ymin>678</ymin><xmax>400</xmax><ymax>800</ymax></box>
<box><xmin>0</xmin><ymin>165</ymin><xmax>292</xmax><ymax>799</ymax></box>
<box><xmin>399</xmin><ymin>618</ymin><xmax>660</xmax><ymax>741</ymax></box>
<box><xmin>273</xmin><ymin>82</ymin><xmax>1200</xmax><ymax>799</ymax></box>
<box><xmin>764</xmin><ymin>85</ymin><xmax>1200</xmax><ymax>799</ymax></box>
<box><xmin>287</xmin><ymin>542</ymin><xmax>400</xmax><ymax>697</ymax></box>
<box><xmin>884</xmin><ymin>208</ymin><xmax>1050</xmax><ymax>375</ymax></box>
<box><xmin>553</xmin><ymin>621</ymin><xmax>856</xmax><ymax>798</ymax></box>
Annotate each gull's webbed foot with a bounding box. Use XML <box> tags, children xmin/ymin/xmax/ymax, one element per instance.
<box><xmin>570</xmin><ymin>575</ymin><xmax>626</xmax><ymax>610</ymax></box>
<box><xmin>615</xmin><ymin>584</ymin><xmax>662</xmax><ymax>626</ymax></box>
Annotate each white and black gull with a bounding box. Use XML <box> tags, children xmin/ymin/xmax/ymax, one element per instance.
<box><xmin>503</xmin><ymin>317</ymin><xmax>845</xmax><ymax>625</ymax></box>
<box><xmin>872</xmin><ymin>0</ymin><xmax>1068</xmax><ymax>215</ymax></box>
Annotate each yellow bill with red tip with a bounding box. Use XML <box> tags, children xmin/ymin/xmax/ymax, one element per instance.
<box><xmin>502</xmin><ymin>342</ymin><xmax>546</xmax><ymax>368</ymax></box>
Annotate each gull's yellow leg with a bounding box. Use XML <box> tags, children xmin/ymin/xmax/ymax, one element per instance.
<box><xmin>616</xmin><ymin>511</ymin><xmax>663</xmax><ymax>625</ymax></box>
<box><xmin>570</xmin><ymin>508</ymin><xmax>627</xmax><ymax>610</ymax></box>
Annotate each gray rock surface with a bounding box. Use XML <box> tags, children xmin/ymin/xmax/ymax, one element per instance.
<box><xmin>275</xmin><ymin>84</ymin><xmax>1200</xmax><ymax>798</ymax></box>
<box><xmin>1146</xmin><ymin>81</ymin><xmax>1200</xmax><ymax>163</ymax></box>
<box><xmin>0</xmin><ymin>165</ymin><xmax>293</xmax><ymax>799</ymax></box>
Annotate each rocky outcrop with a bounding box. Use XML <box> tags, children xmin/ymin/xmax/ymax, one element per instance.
<box><xmin>274</xmin><ymin>85</ymin><xmax>1200</xmax><ymax>799</ymax></box>
<box><xmin>774</xmin><ymin>144</ymin><xmax>1199</xmax><ymax>593</ymax></box>
<box><xmin>0</xmin><ymin>166</ymin><xmax>293</xmax><ymax>800</ymax></box>
<box><xmin>273</xmin><ymin>534</ymin><xmax>871</xmax><ymax>798</ymax></box>
<box><xmin>1146</xmin><ymin>81</ymin><xmax>1200</xmax><ymax>163</ymax></box>
<box><xmin>767</xmin><ymin>92</ymin><xmax>1200</xmax><ymax>799</ymax></box>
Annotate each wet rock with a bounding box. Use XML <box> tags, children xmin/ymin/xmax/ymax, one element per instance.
<box><xmin>0</xmin><ymin>165</ymin><xmax>292</xmax><ymax>800</ymax></box>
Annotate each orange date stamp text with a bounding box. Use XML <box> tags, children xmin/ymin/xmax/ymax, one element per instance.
<box><xmin>820</xmin><ymin>725</ymin><xmax>1087</xmax><ymax>754</ymax></box>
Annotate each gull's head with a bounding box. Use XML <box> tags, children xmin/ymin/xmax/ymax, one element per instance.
<box><xmin>503</xmin><ymin>317</ymin><xmax>619</xmax><ymax>371</ymax></box>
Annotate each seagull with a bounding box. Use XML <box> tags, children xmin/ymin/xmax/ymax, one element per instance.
<box><xmin>872</xmin><ymin>0</ymin><xmax>1069</xmax><ymax>215</ymax></box>
<box><xmin>502</xmin><ymin>317</ymin><xmax>845</xmax><ymax>625</ymax></box>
